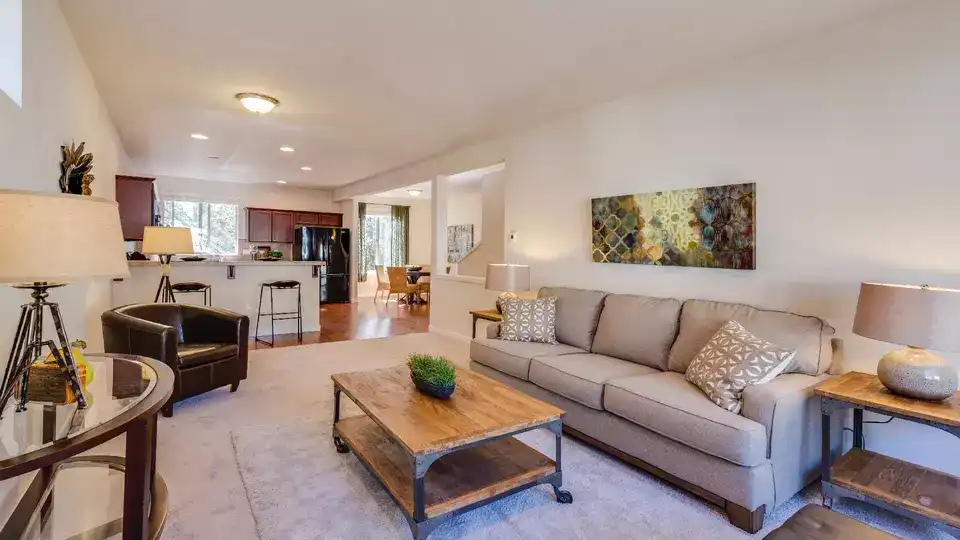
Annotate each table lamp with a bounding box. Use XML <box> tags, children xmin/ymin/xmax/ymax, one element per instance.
<box><xmin>142</xmin><ymin>226</ymin><xmax>194</xmax><ymax>303</ymax></box>
<box><xmin>853</xmin><ymin>282</ymin><xmax>960</xmax><ymax>401</ymax></box>
<box><xmin>0</xmin><ymin>190</ymin><xmax>129</xmax><ymax>415</ymax></box>
<box><xmin>485</xmin><ymin>264</ymin><xmax>531</xmax><ymax>313</ymax></box>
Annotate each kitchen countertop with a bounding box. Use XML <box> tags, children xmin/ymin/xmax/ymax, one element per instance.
<box><xmin>127</xmin><ymin>260</ymin><xmax>325</xmax><ymax>267</ymax></box>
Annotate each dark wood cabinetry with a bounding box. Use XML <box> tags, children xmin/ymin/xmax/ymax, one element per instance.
<box><xmin>246</xmin><ymin>207</ymin><xmax>343</xmax><ymax>244</ymax></box>
<box><xmin>295</xmin><ymin>212</ymin><xmax>319</xmax><ymax>226</ymax></box>
<box><xmin>247</xmin><ymin>209</ymin><xmax>274</xmax><ymax>243</ymax></box>
<box><xmin>271</xmin><ymin>212</ymin><xmax>295</xmax><ymax>243</ymax></box>
<box><xmin>115</xmin><ymin>175</ymin><xmax>156</xmax><ymax>241</ymax></box>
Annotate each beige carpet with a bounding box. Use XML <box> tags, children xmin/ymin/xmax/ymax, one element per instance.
<box><xmin>133</xmin><ymin>333</ymin><xmax>945</xmax><ymax>540</ymax></box>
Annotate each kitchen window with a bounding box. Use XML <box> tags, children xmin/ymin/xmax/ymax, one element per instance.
<box><xmin>160</xmin><ymin>199</ymin><xmax>239</xmax><ymax>255</ymax></box>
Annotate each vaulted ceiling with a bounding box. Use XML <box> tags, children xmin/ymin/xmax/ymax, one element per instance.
<box><xmin>61</xmin><ymin>0</ymin><xmax>902</xmax><ymax>188</ymax></box>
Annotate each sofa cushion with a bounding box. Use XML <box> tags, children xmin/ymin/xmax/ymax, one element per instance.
<box><xmin>604</xmin><ymin>372</ymin><xmax>768</xmax><ymax>466</ymax></box>
<box><xmin>667</xmin><ymin>300</ymin><xmax>835</xmax><ymax>376</ymax></box>
<box><xmin>538</xmin><ymin>287</ymin><xmax>608</xmax><ymax>350</ymax></box>
<box><xmin>591</xmin><ymin>294</ymin><xmax>681</xmax><ymax>369</ymax></box>
<box><xmin>530</xmin><ymin>354</ymin><xmax>657</xmax><ymax>410</ymax></box>
<box><xmin>469</xmin><ymin>338</ymin><xmax>584</xmax><ymax>380</ymax></box>
<box><xmin>178</xmin><ymin>343</ymin><xmax>238</xmax><ymax>368</ymax></box>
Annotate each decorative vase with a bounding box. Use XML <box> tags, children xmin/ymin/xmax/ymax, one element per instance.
<box><xmin>496</xmin><ymin>292</ymin><xmax>518</xmax><ymax>313</ymax></box>
<box><xmin>877</xmin><ymin>347</ymin><xmax>958</xmax><ymax>401</ymax></box>
<box><xmin>411</xmin><ymin>374</ymin><xmax>455</xmax><ymax>399</ymax></box>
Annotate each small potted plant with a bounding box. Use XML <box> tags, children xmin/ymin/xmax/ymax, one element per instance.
<box><xmin>407</xmin><ymin>353</ymin><xmax>456</xmax><ymax>399</ymax></box>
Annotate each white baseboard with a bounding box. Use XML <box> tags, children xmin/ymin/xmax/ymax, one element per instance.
<box><xmin>428</xmin><ymin>325</ymin><xmax>472</xmax><ymax>344</ymax></box>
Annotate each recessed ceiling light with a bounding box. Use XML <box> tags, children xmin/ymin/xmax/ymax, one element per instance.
<box><xmin>276</xmin><ymin>180</ymin><xmax>287</xmax><ymax>184</ymax></box>
<box><xmin>191</xmin><ymin>133</ymin><xmax>209</xmax><ymax>140</ymax></box>
<box><xmin>407</xmin><ymin>189</ymin><xmax>423</xmax><ymax>197</ymax></box>
<box><xmin>235</xmin><ymin>93</ymin><xmax>279</xmax><ymax>114</ymax></box>
<box><xmin>280</xmin><ymin>146</ymin><xmax>295</xmax><ymax>153</ymax></box>
<box><xmin>300</xmin><ymin>166</ymin><xmax>312</xmax><ymax>171</ymax></box>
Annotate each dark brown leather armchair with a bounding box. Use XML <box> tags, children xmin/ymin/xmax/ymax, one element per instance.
<box><xmin>102</xmin><ymin>304</ymin><xmax>249</xmax><ymax>417</ymax></box>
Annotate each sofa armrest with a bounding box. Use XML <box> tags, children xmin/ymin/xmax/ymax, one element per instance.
<box><xmin>101</xmin><ymin>310</ymin><xmax>180</xmax><ymax>375</ymax></box>
<box><xmin>741</xmin><ymin>373</ymin><xmax>833</xmax><ymax>507</ymax></box>
<box><xmin>485</xmin><ymin>323</ymin><xmax>501</xmax><ymax>339</ymax></box>
<box><xmin>180</xmin><ymin>305</ymin><xmax>250</xmax><ymax>345</ymax></box>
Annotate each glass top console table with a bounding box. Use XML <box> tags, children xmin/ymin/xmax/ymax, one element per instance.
<box><xmin>0</xmin><ymin>353</ymin><xmax>174</xmax><ymax>540</ymax></box>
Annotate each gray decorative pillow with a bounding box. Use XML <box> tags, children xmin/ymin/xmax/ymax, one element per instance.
<box><xmin>685</xmin><ymin>320</ymin><xmax>796</xmax><ymax>413</ymax></box>
<box><xmin>499</xmin><ymin>297</ymin><xmax>558</xmax><ymax>344</ymax></box>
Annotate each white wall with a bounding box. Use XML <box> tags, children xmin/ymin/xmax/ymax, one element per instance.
<box><xmin>0</xmin><ymin>0</ymin><xmax>21</xmax><ymax>106</ymax></box>
<box><xmin>0</xmin><ymin>0</ymin><xmax>129</xmax><ymax>519</ymax></box>
<box><xmin>348</xmin><ymin>1</ymin><xmax>960</xmax><ymax>474</ymax></box>
<box><xmin>446</xmin><ymin>185</ymin><xmax>482</xmax><ymax>243</ymax></box>
<box><xmin>458</xmin><ymin>170</ymin><xmax>506</xmax><ymax>277</ymax></box>
<box><xmin>0</xmin><ymin>0</ymin><xmax>128</xmax><ymax>354</ymax></box>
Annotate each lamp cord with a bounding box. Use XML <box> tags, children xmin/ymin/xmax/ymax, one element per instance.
<box><xmin>842</xmin><ymin>415</ymin><xmax>894</xmax><ymax>448</ymax></box>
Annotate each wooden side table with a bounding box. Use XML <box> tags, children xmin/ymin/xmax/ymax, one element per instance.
<box><xmin>469</xmin><ymin>309</ymin><xmax>502</xmax><ymax>339</ymax></box>
<box><xmin>816</xmin><ymin>371</ymin><xmax>960</xmax><ymax>537</ymax></box>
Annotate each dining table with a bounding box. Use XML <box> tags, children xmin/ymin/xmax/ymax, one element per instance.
<box><xmin>405</xmin><ymin>269</ymin><xmax>431</xmax><ymax>304</ymax></box>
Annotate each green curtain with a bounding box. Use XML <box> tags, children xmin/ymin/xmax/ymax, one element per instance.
<box><xmin>356</xmin><ymin>202</ymin><xmax>368</xmax><ymax>282</ymax></box>
<box><xmin>390</xmin><ymin>205</ymin><xmax>410</xmax><ymax>266</ymax></box>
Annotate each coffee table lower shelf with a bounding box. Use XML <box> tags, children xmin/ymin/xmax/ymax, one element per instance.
<box><xmin>335</xmin><ymin>415</ymin><xmax>556</xmax><ymax>520</ymax></box>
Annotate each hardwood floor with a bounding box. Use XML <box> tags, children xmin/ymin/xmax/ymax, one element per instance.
<box><xmin>250</xmin><ymin>299</ymin><xmax>430</xmax><ymax>349</ymax></box>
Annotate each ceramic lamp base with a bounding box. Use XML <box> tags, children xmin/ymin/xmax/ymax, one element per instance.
<box><xmin>877</xmin><ymin>347</ymin><xmax>958</xmax><ymax>401</ymax></box>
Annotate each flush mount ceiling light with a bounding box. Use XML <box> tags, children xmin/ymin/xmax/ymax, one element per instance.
<box><xmin>191</xmin><ymin>133</ymin><xmax>209</xmax><ymax>140</ymax></box>
<box><xmin>276</xmin><ymin>180</ymin><xmax>287</xmax><ymax>184</ymax></box>
<box><xmin>407</xmin><ymin>189</ymin><xmax>423</xmax><ymax>197</ymax></box>
<box><xmin>300</xmin><ymin>166</ymin><xmax>312</xmax><ymax>171</ymax></box>
<box><xmin>280</xmin><ymin>146</ymin><xmax>295</xmax><ymax>153</ymax></box>
<box><xmin>235</xmin><ymin>93</ymin><xmax>279</xmax><ymax>114</ymax></box>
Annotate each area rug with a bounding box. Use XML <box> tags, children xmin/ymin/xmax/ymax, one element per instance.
<box><xmin>231</xmin><ymin>416</ymin><xmax>947</xmax><ymax>540</ymax></box>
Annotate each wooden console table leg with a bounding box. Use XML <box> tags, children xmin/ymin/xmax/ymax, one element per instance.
<box><xmin>123</xmin><ymin>415</ymin><xmax>156</xmax><ymax>540</ymax></box>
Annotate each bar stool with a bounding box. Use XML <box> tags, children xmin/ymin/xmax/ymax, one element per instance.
<box><xmin>255</xmin><ymin>280</ymin><xmax>303</xmax><ymax>347</ymax></box>
<box><xmin>171</xmin><ymin>282</ymin><xmax>212</xmax><ymax>306</ymax></box>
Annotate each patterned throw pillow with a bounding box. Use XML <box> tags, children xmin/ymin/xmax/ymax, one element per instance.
<box><xmin>499</xmin><ymin>297</ymin><xmax>558</xmax><ymax>344</ymax></box>
<box><xmin>686</xmin><ymin>320</ymin><xmax>796</xmax><ymax>413</ymax></box>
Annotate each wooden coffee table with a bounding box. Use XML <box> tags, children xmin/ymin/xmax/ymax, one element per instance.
<box><xmin>331</xmin><ymin>365</ymin><xmax>571</xmax><ymax>540</ymax></box>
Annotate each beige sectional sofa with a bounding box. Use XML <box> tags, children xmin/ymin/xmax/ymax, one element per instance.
<box><xmin>469</xmin><ymin>287</ymin><xmax>840</xmax><ymax>533</ymax></box>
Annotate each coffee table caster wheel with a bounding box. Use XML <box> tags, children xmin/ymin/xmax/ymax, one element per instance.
<box><xmin>334</xmin><ymin>437</ymin><xmax>349</xmax><ymax>454</ymax></box>
<box><xmin>554</xmin><ymin>488</ymin><xmax>573</xmax><ymax>504</ymax></box>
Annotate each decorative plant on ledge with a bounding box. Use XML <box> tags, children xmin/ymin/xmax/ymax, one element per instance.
<box><xmin>59</xmin><ymin>141</ymin><xmax>95</xmax><ymax>195</ymax></box>
<box><xmin>407</xmin><ymin>353</ymin><xmax>456</xmax><ymax>399</ymax></box>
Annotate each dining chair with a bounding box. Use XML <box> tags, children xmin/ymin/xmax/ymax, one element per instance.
<box><xmin>374</xmin><ymin>265</ymin><xmax>390</xmax><ymax>302</ymax></box>
<box><xmin>418</xmin><ymin>264</ymin><xmax>431</xmax><ymax>303</ymax></box>
<box><xmin>386</xmin><ymin>266</ymin><xmax>421</xmax><ymax>305</ymax></box>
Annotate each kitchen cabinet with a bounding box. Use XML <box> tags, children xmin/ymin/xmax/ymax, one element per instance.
<box><xmin>247</xmin><ymin>209</ymin><xmax>274</xmax><ymax>243</ymax></box>
<box><xmin>115</xmin><ymin>175</ymin><xmax>156</xmax><ymax>240</ymax></box>
<box><xmin>247</xmin><ymin>207</ymin><xmax>344</xmax><ymax>244</ymax></box>
<box><xmin>295</xmin><ymin>212</ymin><xmax>319</xmax><ymax>225</ymax></box>
<box><xmin>271</xmin><ymin>212</ymin><xmax>295</xmax><ymax>243</ymax></box>
<box><xmin>319</xmin><ymin>213</ymin><xmax>343</xmax><ymax>227</ymax></box>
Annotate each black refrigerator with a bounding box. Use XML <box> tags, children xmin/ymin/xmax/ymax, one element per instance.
<box><xmin>294</xmin><ymin>226</ymin><xmax>351</xmax><ymax>304</ymax></box>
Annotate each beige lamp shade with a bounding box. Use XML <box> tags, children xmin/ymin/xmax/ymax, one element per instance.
<box><xmin>485</xmin><ymin>264</ymin><xmax>531</xmax><ymax>292</ymax></box>
<box><xmin>142</xmin><ymin>226</ymin><xmax>195</xmax><ymax>255</ymax></box>
<box><xmin>853</xmin><ymin>282</ymin><xmax>960</xmax><ymax>351</ymax></box>
<box><xmin>0</xmin><ymin>190</ymin><xmax>129</xmax><ymax>284</ymax></box>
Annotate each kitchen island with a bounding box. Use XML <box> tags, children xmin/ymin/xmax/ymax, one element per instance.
<box><xmin>113</xmin><ymin>260</ymin><xmax>325</xmax><ymax>338</ymax></box>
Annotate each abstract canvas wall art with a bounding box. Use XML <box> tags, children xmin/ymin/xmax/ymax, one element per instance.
<box><xmin>591</xmin><ymin>183</ymin><xmax>755</xmax><ymax>270</ymax></box>
<box><xmin>446</xmin><ymin>224</ymin><xmax>475</xmax><ymax>263</ymax></box>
